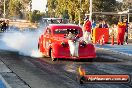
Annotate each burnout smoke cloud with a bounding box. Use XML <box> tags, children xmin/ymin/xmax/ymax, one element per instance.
<box><xmin>0</xmin><ymin>26</ymin><xmax>45</xmax><ymax>58</ymax></box>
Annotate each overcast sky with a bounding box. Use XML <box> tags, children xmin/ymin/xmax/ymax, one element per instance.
<box><xmin>32</xmin><ymin>0</ymin><xmax>47</xmax><ymax>12</ymax></box>
<box><xmin>116</xmin><ymin>0</ymin><xmax>123</xmax><ymax>2</ymax></box>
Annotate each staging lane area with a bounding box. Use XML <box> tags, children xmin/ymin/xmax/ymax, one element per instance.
<box><xmin>0</xmin><ymin>49</ymin><xmax>132</xmax><ymax>88</ymax></box>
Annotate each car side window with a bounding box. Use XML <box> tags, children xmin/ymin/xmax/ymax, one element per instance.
<box><xmin>46</xmin><ymin>28</ymin><xmax>51</xmax><ymax>35</ymax></box>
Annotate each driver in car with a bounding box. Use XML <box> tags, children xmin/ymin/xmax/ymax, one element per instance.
<box><xmin>66</xmin><ymin>29</ymin><xmax>79</xmax><ymax>39</ymax></box>
<box><xmin>67</xmin><ymin>29</ymin><xmax>79</xmax><ymax>57</ymax></box>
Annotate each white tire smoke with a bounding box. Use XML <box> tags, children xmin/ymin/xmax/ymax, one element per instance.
<box><xmin>0</xmin><ymin>27</ymin><xmax>45</xmax><ymax>58</ymax></box>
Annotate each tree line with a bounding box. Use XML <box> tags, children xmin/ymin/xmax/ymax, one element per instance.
<box><xmin>0</xmin><ymin>0</ymin><xmax>30</xmax><ymax>19</ymax></box>
<box><xmin>0</xmin><ymin>0</ymin><xmax>45</xmax><ymax>23</ymax></box>
<box><xmin>0</xmin><ymin>0</ymin><xmax>131</xmax><ymax>23</ymax></box>
<box><xmin>47</xmin><ymin>0</ymin><xmax>132</xmax><ymax>24</ymax></box>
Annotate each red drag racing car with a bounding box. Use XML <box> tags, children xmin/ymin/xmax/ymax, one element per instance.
<box><xmin>38</xmin><ymin>24</ymin><xmax>96</xmax><ymax>61</ymax></box>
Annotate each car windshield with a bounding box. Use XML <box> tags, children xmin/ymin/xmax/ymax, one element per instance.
<box><xmin>54</xmin><ymin>29</ymin><xmax>79</xmax><ymax>35</ymax></box>
<box><xmin>48</xmin><ymin>19</ymin><xmax>62</xmax><ymax>24</ymax></box>
<box><xmin>43</xmin><ymin>18</ymin><xmax>69</xmax><ymax>24</ymax></box>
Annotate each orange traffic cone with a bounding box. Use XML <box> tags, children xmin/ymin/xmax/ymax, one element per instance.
<box><xmin>111</xmin><ymin>35</ymin><xmax>114</xmax><ymax>45</ymax></box>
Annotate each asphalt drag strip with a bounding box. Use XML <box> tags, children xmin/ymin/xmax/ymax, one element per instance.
<box><xmin>0</xmin><ymin>50</ymin><xmax>132</xmax><ymax>88</ymax></box>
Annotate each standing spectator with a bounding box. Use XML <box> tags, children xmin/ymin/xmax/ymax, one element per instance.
<box><xmin>103</xmin><ymin>20</ymin><xmax>108</xmax><ymax>28</ymax></box>
<box><xmin>117</xmin><ymin>19</ymin><xmax>126</xmax><ymax>45</ymax></box>
<box><xmin>82</xmin><ymin>16</ymin><xmax>92</xmax><ymax>43</ymax></box>
<box><xmin>110</xmin><ymin>24</ymin><xmax>117</xmax><ymax>38</ymax></box>
<box><xmin>1</xmin><ymin>20</ymin><xmax>7</xmax><ymax>32</ymax></box>
<box><xmin>99</xmin><ymin>20</ymin><xmax>108</xmax><ymax>28</ymax></box>
<box><xmin>67</xmin><ymin>29</ymin><xmax>79</xmax><ymax>57</ymax></box>
<box><xmin>92</xmin><ymin>20</ymin><xmax>96</xmax><ymax>29</ymax></box>
<box><xmin>124</xmin><ymin>19</ymin><xmax>129</xmax><ymax>44</ymax></box>
<box><xmin>6</xmin><ymin>20</ymin><xmax>9</xmax><ymax>30</ymax></box>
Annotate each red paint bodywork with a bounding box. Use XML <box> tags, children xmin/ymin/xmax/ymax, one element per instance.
<box><xmin>92</xmin><ymin>28</ymin><xmax>109</xmax><ymax>44</ymax></box>
<box><xmin>38</xmin><ymin>24</ymin><xmax>96</xmax><ymax>60</ymax></box>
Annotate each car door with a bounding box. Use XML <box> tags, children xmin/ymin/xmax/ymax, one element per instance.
<box><xmin>43</xmin><ymin>27</ymin><xmax>51</xmax><ymax>56</ymax></box>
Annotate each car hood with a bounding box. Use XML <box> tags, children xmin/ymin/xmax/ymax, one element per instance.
<box><xmin>52</xmin><ymin>36</ymin><xmax>84</xmax><ymax>44</ymax></box>
<box><xmin>53</xmin><ymin>36</ymin><xmax>69</xmax><ymax>42</ymax></box>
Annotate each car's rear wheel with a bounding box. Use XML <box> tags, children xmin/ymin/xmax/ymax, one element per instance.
<box><xmin>38</xmin><ymin>43</ymin><xmax>42</xmax><ymax>52</ymax></box>
<box><xmin>38</xmin><ymin>43</ymin><xmax>45</xmax><ymax>57</ymax></box>
<box><xmin>38</xmin><ymin>43</ymin><xmax>40</xmax><ymax>50</ymax></box>
<box><xmin>50</xmin><ymin>49</ymin><xmax>57</xmax><ymax>61</ymax></box>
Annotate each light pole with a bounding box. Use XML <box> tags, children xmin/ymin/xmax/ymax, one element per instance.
<box><xmin>89</xmin><ymin>0</ymin><xmax>92</xmax><ymax>22</ymax></box>
<box><xmin>127</xmin><ymin>8</ymin><xmax>131</xmax><ymax>23</ymax></box>
<box><xmin>29</xmin><ymin>1</ymin><xmax>32</xmax><ymax>12</ymax></box>
<box><xmin>3</xmin><ymin>0</ymin><xmax>6</xmax><ymax>18</ymax></box>
<box><xmin>79</xmin><ymin>0</ymin><xmax>81</xmax><ymax>26</ymax></box>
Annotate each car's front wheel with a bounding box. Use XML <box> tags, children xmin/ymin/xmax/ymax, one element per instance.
<box><xmin>50</xmin><ymin>49</ymin><xmax>57</xmax><ymax>61</ymax></box>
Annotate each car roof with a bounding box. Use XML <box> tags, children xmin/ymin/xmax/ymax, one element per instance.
<box><xmin>43</xmin><ymin>18</ymin><xmax>69</xmax><ymax>24</ymax></box>
<box><xmin>46</xmin><ymin>24</ymin><xmax>83</xmax><ymax>37</ymax></box>
<box><xmin>43</xmin><ymin>18</ymin><xmax>63</xmax><ymax>20</ymax></box>
<box><xmin>48</xmin><ymin>24</ymin><xmax>82</xmax><ymax>30</ymax></box>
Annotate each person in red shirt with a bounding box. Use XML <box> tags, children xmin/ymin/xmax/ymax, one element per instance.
<box><xmin>82</xmin><ymin>17</ymin><xmax>92</xmax><ymax>43</ymax></box>
<box><xmin>117</xmin><ymin>19</ymin><xmax>126</xmax><ymax>45</ymax></box>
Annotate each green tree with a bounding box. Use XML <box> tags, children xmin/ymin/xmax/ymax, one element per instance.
<box><xmin>122</xmin><ymin>0</ymin><xmax>132</xmax><ymax>10</ymax></box>
<box><xmin>47</xmin><ymin>0</ymin><xmax>58</xmax><ymax>17</ymax></box>
<box><xmin>0</xmin><ymin>0</ymin><xmax>10</xmax><ymax>18</ymax></box>
<box><xmin>93</xmin><ymin>0</ymin><xmax>116</xmax><ymax>12</ymax></box>
<box><xmin>92</xmin><ymin>0</ymin><xmax>117</xmax><ymax>23</ymax></box>
<box><xmin>47</xmin><ymin>0</ymin><xmax>131</xmax><ymax>24</ymax></box>
<box><xmin>30</xmin><ymin>10</ymin><xmax>45</xmax><ymax>23</ymax></box>
<box><xmin>8</xmin><ymin>0</ymin><xmax>32</xmax><ymax>19</ymax></box>
<box><xmin>8</xmin><ymin>0</ymin><xmax>23</xmax><ymax>18</ymax></box>
<box><xmin>20</xmin><ymin>0</ymin><xmax>32</xmax><ymax>19</ymax></box>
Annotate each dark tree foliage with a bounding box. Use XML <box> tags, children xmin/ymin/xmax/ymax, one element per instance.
<box><xmin>0</xmin><ymin>0</ymin><xmax>10</xmax><ymax>17</ymax></box>
<box><xmin>29</xmin><ymin>10</ymin><xmax>45</xmax><ymax>23</ymax></box>
<box><xmin>0</xmin><ymin>0</ymin><xmax>131</xmax><ymax>23</ymax></box>
<box><xmin>47</xmin><ymin>0</ymin><xmax>121</xmax><ymax>24</ymax></box>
